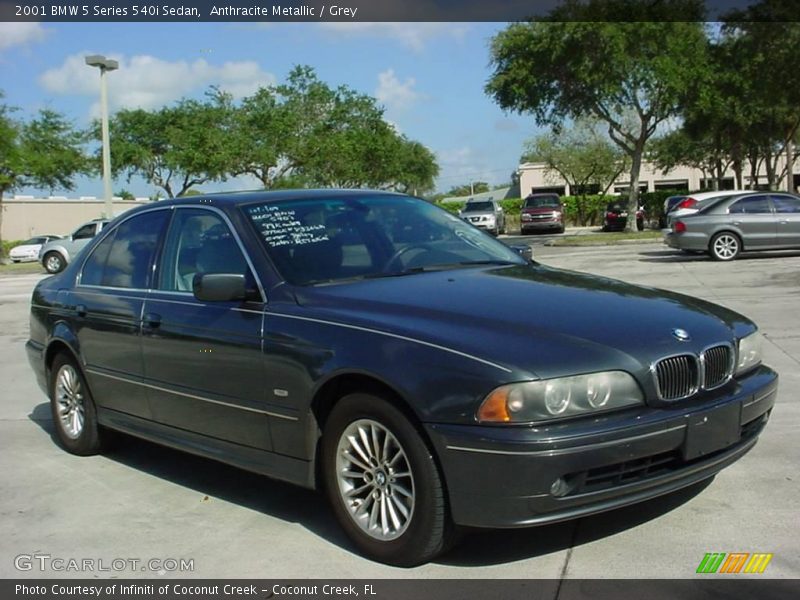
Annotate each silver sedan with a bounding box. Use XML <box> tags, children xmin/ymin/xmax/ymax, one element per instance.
<box><xmin>664</xmin><ymin>192</ymin><xmax>800</xmax><ymax>261</ymax></box>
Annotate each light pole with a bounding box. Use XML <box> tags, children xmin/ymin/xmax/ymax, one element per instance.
<box><xmin>85</xmin><ymin>55</ymin><xmax>118</xmax><ymax>219</ymax></box>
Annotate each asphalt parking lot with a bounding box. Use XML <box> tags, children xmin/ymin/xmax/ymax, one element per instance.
<box><xmin>1</xmin><ymin>242</ymin><xmax>798</xmax><ymax>579</ymax></box>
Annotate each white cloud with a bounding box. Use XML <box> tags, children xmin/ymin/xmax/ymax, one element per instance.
<box><xmin>0</xmin><ymin>23</ymin><xmax>48</xmax><ymax>51</ymax></box>
<box><xmin>319</xmin><ymin>23</ymin><xmax>469</xmax><ymax>52</ymax></box>
<box><xmin>375</xmin><ymin>69</ymin><xmax>421</xmax><ymax>112</ymax></box>
<box><xmin>39</xmin><ymin>53</ymin><xmax>276</xmax><ymax>116</ymax></box>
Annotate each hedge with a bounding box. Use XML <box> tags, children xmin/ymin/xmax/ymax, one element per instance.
<box><xmin>1</xmin><ymin>240</ymin><xmax>22</xmax><ymax>259</ymax></box>
<box><xmin>437</xmin><ymin>189</ymin><xmax>687</xmax><ymax>228</ymax></box>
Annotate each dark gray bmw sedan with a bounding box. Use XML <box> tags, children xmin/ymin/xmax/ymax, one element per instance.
<box><xmin>27</xmin><ymin>190</ymin><xmax>777</xmax><ymax>565</ymax></box>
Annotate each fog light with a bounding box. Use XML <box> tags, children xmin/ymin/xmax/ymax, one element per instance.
<box><xmin>550</xmin><ymin>477</ymin><xmax>569</xmax><ymax>497</ymax></box>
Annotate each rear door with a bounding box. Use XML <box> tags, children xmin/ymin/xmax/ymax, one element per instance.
<box><xmin>727</xmin><ymin>195</ymin><xmax>777</xmax><ymax>249</ymax></box>
<box><xmin>770</xmin><ymin>194</ymin><xmax>800</xmax><ymax>247</ymax></box>
<box><xmin>73</xmin><ymin>209</ymin><xmax>170</xmax><ymax>418</ymax></box>
<box><xmin>140</xmin><ymin>207</ymin><xmax>273</xmax><ymax>451</ymax></box>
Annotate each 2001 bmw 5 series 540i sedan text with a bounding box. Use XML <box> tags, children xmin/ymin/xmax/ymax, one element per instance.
<box><xmin>26</xmin><ymin>190</ymin><xmax>778</xmax><ymax>566</ymax></box>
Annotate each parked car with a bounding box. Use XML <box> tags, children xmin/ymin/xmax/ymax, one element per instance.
<box><xmin>520</xmin><ymin>193</ymin><xmax>565</xmax><ymax>234</ymax></box>
<box><xmin>665</xmin><ymin>191</ymin><xmax>800</xmax><ymax>261</ymax></box>
<box><xmin>27</xmin><ymin>190</ymin><xmax>777</xmax><ymax>566</ymax></box>
<box><xmin>603</xmin><ymin>201</ymin><xmax>645</xmax><ymax>231</ymax></box>
<box><xmin>8</xmin><ymin>235</ymin><xmax>62</xmax><ymax>263</ymax></box>
<box><xmin>39</xmin><ymin>219</ymin><xmax>109</xmax><ymax>273</ymax></box>
<box><xmin>666</xmin><ymin>190</ymin><xmax>745</xmax><ymax>227</ymax></box>
<box><xmin>459</xmin><ymin>199</ymin><xmax>506</xmax><ymax>235</ymax></box>
<box><xmin>659</xmin><ymin>195</ymin><xmax>688</xmax><ymax>229</ymax></box>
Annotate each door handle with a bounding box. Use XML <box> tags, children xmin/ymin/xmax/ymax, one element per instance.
<box><xmin>75</xmin><ymin>304</ymin><xmax>87</xmax><ymax>317</ymax></box>
<box><xmin>778</xmin><ymin>220</ymin><xmax>789</xmax><ymax>225</ymax></box>
<box><xmin>732</xmin><ymin>221</ymin><xmax>741</xmax><ymax>226</ymax></box>
<box><xmin>143</xmin><ymin>312</ymin><xmax>162</xmax><ymax>328</ymax></box>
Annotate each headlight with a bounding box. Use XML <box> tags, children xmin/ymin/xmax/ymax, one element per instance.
<box><xmin>477</xmin><ymin>371</ymin><xmax>644</xmax><ymax>423</ymax></box>
<box><xmin>736</xmin><ymin>331</ymin><xmax>763</xmax><ymax>376</ymax></box>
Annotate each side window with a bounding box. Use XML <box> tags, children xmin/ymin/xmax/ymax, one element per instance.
<box><xmin>80</xmin><ymin>230</ymin><xmax>116</xmax><ymax>286</ymax></box>
<box><xmin>158</xmin><ymin>209</ymin><xmax>251</xmax><ymax>293</ymax></box>
<box><xmin>772</xmin><ymin>195</ymin><xmax>800</xmax><ymax>213</ymax></box>
<box><xmin>73</xmin><ymin>223</ymin><xmax>97</xmax><ymax>240</ymax></box>
<box><xmin>729</xmin><ymin>195</ymin><xmax>771</xmax><ymax>214</ymax></box>
<box><xmin>80</xmin><ymin>211</ymin><xmax>169</xmax><ymax>289</ymax></box>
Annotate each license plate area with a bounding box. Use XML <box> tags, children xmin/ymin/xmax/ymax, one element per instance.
<box><xmin>683</xmin><ymin>402</ymin><xmax>741</xmax><ymax>460</ymax></box>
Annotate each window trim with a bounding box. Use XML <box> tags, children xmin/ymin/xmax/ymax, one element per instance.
<box><xmin>76</xmin><ymin>207</ymin><xmax>171</xmax><ymax>291</ymax></box>
<box><xmin>77</xmin><ymin>204</ymin><xmax>267</xmax><ymax>303</ymax></box>
<box><xmin>727</xmin><ymin>195</ymin><xmax>774</xmax><ymax>215</ymax></box>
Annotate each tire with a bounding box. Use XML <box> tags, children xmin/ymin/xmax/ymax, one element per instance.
<box><xmin>709</xmin><ymin>232</ymin><xmax>741</xmax><ymax>261</ymax></box>
<box><xmin>49</xmin><ymin>354</ymin><xmax>105</xmax><ymax>455</ymax></box>
<box><xmin>636</xmin><ymin>218</ymin><xmax>644</xmax><ymax>232</ymax></box>
<box><xmin>44</xmin><ymin>252</ymin><xmax>66</xmax><ymax>274</ymax></box>
<box><xmin>321</xmin><ymin>392</ymin><xmax>454</xmax><ymax>566</ymax></box>
<box><xmin>557</xmin><ymin>224</ymin><xmax>565</xmax><ymax>234</ymax></box>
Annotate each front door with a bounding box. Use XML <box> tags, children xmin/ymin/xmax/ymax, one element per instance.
<box><xmin>140</xmin><ymin>207</ymin><xmax>272</xmax><ymax>451</ymax></box>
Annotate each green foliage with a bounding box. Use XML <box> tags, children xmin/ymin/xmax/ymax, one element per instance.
<box><xmin>486</xmin><ymin>10</ymin><xmax>709</xmax><ymax>227</ymax></box>
<box><xmin>107</xmin><ymin>66</ymin><xmax>438</xmax><ymax>197</ymax></box>
<box><xmin>105</xmin><ymin>92</ymin><xmax>232</xmax><ymax>198</ymax></box>
<box><xmin>0</xmin><ymin>91</ymin><xmax>90</xmax><ymax>246</ymax></box>
<box><xmin>1</xmin><ymin>239</ymin><xmax>22</xmax><ymax>258</ymax></box>
<box><xmin>115</xmin><ymin>189</ymin><xmax>135</xmax><ymax>200</ymax></box>
<box><xmin>446</xmin><ymin>182</ymin><xmax>490</xmax><ymax>197</ymax></box>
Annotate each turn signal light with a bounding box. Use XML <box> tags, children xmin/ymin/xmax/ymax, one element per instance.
<box><xmin>476</xmin><ymin>388</ymin><xmax>511</xmax><ymax>422</ymax></box>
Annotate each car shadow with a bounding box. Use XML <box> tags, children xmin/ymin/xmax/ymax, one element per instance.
<box><xmin>639</xmin><ymin>248</ymin><xmax>800</xmax><ymax>263</ymax></box>
<box><xmin>28</xmin><ymin>403</ymin><xmax>352</xmax><ymax>554</ymax></box>
<box><xmin>29</xmin><ymin>402</ymin><xmax>712</xmax><ymax>568</ymax></box>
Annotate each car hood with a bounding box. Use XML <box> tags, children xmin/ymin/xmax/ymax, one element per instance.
<box><xmin>10</xmin><ymin>244</ymin><xmax>41</xmax><ymax>254</ymax></box>
<box><xmin>294</xmin><ymin>265</ymin><xmax>753</xmax><ymax>381</ymax></box>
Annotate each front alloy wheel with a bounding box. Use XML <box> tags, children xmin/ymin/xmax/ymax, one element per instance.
<box><xmin>336</xmin><ymin>419</ymin><xmax>415</xmax><ymax>541</ymax></box>
<box><xmin>44</xmin><ymin>252</ymin><xmax>65</xmax><ymax>273</ymax></box>
<box><xmin>322</xmin><ymin>393</ymin><xmax>454</xmax><ymax>566</ymax></box>
<box><xmin>710</xmin><ymin>232</ymin><xmax>741</xmax><ymax>261</ymax></box>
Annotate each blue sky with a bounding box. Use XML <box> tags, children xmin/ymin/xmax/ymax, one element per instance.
<box><xmin>0</xmin><ymin>21</ymin><xmax>537</xmax><ymax>198</ymax></box>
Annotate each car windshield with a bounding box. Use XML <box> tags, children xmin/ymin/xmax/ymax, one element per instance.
<box><xmin>524</xmin><ymin>196</ymin><xmax>560</xmax><ymax>208</ymax></box>
<box><xmin>22</xmin><ymin>237</ymin><xmax>46</xmax><ymax>245</ymax></box>
<box><xmin>606</xmin><ymin>202</ymin><xmax>626</xmax><ymax>211</ymax></box>
<box><xmin>243</xmin><ymin>195</ymin><xmax>525</xmax><ymax>285</ymax></box>
<box><xmin>462</xmin><ymin>201</ymin><xmax>494</xmax><ymax>212</ymax></box>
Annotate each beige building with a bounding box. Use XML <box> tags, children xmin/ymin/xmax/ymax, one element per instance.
<box><xmin>518</xmin><ymin>158</ymin><xmax>800</xmax><ymax>197</ymax></box>
<box><xmin>1</xmin><ymin>196</ymin><xmax>151</xmax><ymax>241</ymax></box>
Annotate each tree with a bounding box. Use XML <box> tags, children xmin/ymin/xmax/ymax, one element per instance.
<box><xmin>522</xmin><ymin>117</ymin><xmax>629</xmax><ymax>224</ymax></box>
<box><xmin>446</xmin><ymin>182</ymin><xmax>489</xmax><ymax>197</ymax></box>
<box><xmin>486</xmin><ymin>1</ymin><xmax>708</xmax><ymax>231</ymax></box>
<box><xmin>230</xmin><ymin>66</ymin><xmax>439</xmax><ymax>192</ymax></box>
<box><xmin>0</xmin><ymin>94</ymin><xmax>89</xmax><ymax>249</ymax></box>
<box><xmin>106</xmin><ymin>93</ymin><xmax>232</xmax><ymax>198</ymax></box>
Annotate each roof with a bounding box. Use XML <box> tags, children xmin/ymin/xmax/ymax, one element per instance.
<box><xmin>162</xmin><ymin>188</ymin><xmax>405</xmax><ymax>207</ymax></box>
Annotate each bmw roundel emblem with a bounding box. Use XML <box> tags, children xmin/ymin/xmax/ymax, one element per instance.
<box><xmin>672</xmin><ymin>328</ymin><xmax>691</xmax><ymax>342</ymax></box>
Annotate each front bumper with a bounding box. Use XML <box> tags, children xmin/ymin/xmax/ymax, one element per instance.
<box><xmin>426</xmin><ymin>365</ymin><xmax>777</xmax><ymax>528</ymax></box>
<box><xmin>521</xmin><ymin>219</ymin><xmax>562</xmax><ymax>232</ymax></box>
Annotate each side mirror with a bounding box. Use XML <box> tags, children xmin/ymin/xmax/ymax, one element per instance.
<box><xmin>509</xmin><ymin>244</ymin><xmax>534</xmax><ymax>262</ymax></box>
<box><xmin>193</xmin><ymin>273</ymin><xmax>247</xmax><ymax>302</ymax></box>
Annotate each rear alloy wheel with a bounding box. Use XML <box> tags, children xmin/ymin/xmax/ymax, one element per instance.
<box><xmin>44</xmin><ymin>252</ymin><xmax>65</xmax><ymax>274</ymax></box>
<box><xmin>322</xmin><ymin>393</ymin><xmax>453</xmax><ymax>566</ymax></box>
<box><xmin>710</xmin><ymin>232</ymin><xmax>741</xmax><ymax>261</ymax></box>
<box><xmin>50</xmin><ymin>354</ymin><xmax>105</xmax><ymax>455</ymax></box>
